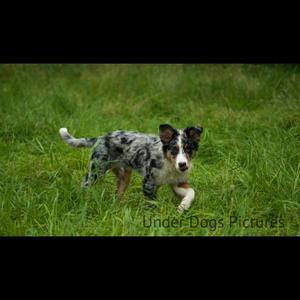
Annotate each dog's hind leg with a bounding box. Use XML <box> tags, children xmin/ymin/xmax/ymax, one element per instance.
<box><xmin>81</xmin><ymin>152</ymin><xmax>111</xmax><ymax>187</ymax></box>
<box><xmin>82</xmin><ymin>147</ymin><xmax>111</xmax><ymax>188</ymax></box>
<box><xmin>82</xmin><ymin>159</ymin><xmax>111</xmax><ymax>188</ymax></box>
<box><xmin>112</xmin><ymin>167</ymin><xmax>132</xmax><ymax>199</ymax></box>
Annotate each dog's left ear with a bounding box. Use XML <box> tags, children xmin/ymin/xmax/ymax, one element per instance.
<box><xmin>184</xmin><ymin>126</ymin><xmax>203</xmax><ymax>143</ymax></box>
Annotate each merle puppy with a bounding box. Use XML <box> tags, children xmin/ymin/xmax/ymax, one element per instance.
<box><xmin>59</xmin><ymin>124</ymin><xmax>203</xmax><ymax>213</ymax></box>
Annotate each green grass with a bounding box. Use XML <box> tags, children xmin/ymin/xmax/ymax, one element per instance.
<box><xmin>0</xmin><ymin>64</ymin><xmax>299</xmax><ymax>236</ymax></box>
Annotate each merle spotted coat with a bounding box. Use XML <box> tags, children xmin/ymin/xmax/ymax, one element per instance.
<box><xmin>59</xmin><ymin>124</ymin><xmax>203</xmax><ymax>212</ymax></box>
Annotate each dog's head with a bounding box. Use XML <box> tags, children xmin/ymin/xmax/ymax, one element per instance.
<box><xmin>159</xmin><ymin>124</ymin><xmax>203</xmax><ymax>173</ymax></box>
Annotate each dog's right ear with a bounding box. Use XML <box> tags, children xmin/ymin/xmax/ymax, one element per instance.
<box><xmin>159</xmin><ymin>124</ymin><xmax>178</xmax><ymax>144</ymax></box>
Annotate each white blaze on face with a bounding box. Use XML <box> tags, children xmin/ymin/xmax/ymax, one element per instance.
<box><xmin>175</xmin><ymin>131</ymin><xmax>189</xmax><ymax>171</ymax></box>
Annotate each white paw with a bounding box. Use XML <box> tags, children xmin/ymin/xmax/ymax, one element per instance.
<box><xmin>177</xmin><ymin>204</ymin><xmax>187</xmax><ymax>214</ymax></box>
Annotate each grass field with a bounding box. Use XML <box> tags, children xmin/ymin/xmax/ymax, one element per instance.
<box><xmin>0</xmin><ymin>64</ymin><xmax>299</xmax><ymax>236</ymax></box>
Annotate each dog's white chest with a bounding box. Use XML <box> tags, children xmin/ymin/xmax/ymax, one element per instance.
<box><xmin>154</xmin><ymin>160</ymin><xmax>191</xmax><ymax>186</ymax></box>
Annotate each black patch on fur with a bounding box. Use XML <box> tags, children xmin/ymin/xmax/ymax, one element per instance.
<box><xmin>150</xmin><ymin>158</ymin><xmax>163</xmax><ymax>169</ymax></box>
<box><xmin>132</xmin><ymin>150</ymin><xmax>143</xmax><ymax>168</ymax></box>
<box><xmin>162</xmin><ymin>136</ymin><xmax>179</xmax><ymax>155</ymax></box>
<box><xmin>104</xmin><ymin>136</ymin><xmax>110</xmax><ymax>148</ymax></box>
<box><xmin>92</xmin><ymin>151</ymin><xmax>101</xmax><ymax>159</ymax></box>
<box><xmin>150</xmin><ymin>159</ymin><xmax>157</xmax><ymax>168</ymax></box>
<box><xmin>170</xmin><ymin>145</ymin><xmax>179</xmax><ymax>156</ymax></box>
<box><xmin>131</xmin><ymin>148</ymin><xmax>150</xmax><ymax>169</ymax></box>
<box><xmin>145</xmin><ymin>148</ymin><xmax>151</xmax><ymax>161</ymax></box>
<box><xmin>104</xmin><ymin>134</ymin><xmax>112</xmax><ymax>148</ymax></box>
<box><xmin>162</xmin><ymin>144</ymin><xmax>169</xmax><ymax>153</ymax></box>
<box><xmin>143</xmin><ymin>177</ymin><xmax>156</xmax><ymax>199</ymax></box>
<box><xmin>115</xmin><ymin>146</ymin><xmax>123</xmax><ymax>154</ymax></box>
<box><xmin>132</xmin><ymin>157</ymin><xmax>141</xmax><ymax>169</ymax></box>
<box><xmin>88</xmin><ymin>137</ymin><xmax>98</xmax><ymax>144</ymax></box>
<box><xmin>120</xmin><ymin>136</ymin><xmax>133</xmax><ymax>145</ymax></box>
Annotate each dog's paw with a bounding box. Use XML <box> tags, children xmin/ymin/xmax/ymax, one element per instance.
<box><xmin>177</xmin><ymin>204</ymin><xmax>187</xmax><ymax>214</ymax></box>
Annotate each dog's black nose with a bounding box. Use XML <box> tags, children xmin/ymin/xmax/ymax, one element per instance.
<box><xmin>178</xmin><ymin>162</ymin><xmax>188</xmax><ymax>171</ymax></box>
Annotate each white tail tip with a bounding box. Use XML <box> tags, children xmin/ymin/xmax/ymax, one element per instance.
<box><xmin>59</xmin><ymin>127</ymin><xmax>69</xmax><ymax>137</ymax></box>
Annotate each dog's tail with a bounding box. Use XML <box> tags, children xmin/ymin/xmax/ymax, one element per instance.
<box><xmin>59</xmin><ymin>128</ymin><xmax>98</xmax><ymax>148</ymax></box>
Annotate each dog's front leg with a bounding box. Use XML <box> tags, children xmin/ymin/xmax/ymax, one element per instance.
<box><xmin>172</xmin><ymin>183</ymin><xmax>195</xmax><ymax>213</ymax></box>
<box><xmin>143</xmin><ymin>176</ymin><xmax>157</xmax><ymax>200</ymax></box>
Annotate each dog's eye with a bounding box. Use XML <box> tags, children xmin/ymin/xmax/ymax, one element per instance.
<box><xmin>170</xmin><ymin>147</ymin><xmax>179</xmax><ymax>156</ymax></box>
<box><xmin>184</xmin><ymin>146</ymin><xmax>192</xmax><ymax>155</ymax></box>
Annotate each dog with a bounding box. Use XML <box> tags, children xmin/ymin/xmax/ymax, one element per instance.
<box><xmin>59</xmin><ymin>124</ymin><xmax>203</xmax><ymax>213</ymax></box>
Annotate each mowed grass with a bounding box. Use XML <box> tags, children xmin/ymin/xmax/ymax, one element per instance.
<box><xmin>0</xmin><ymin>64</ymin><xmax>299</xmax><ymax>236</ymax></box>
